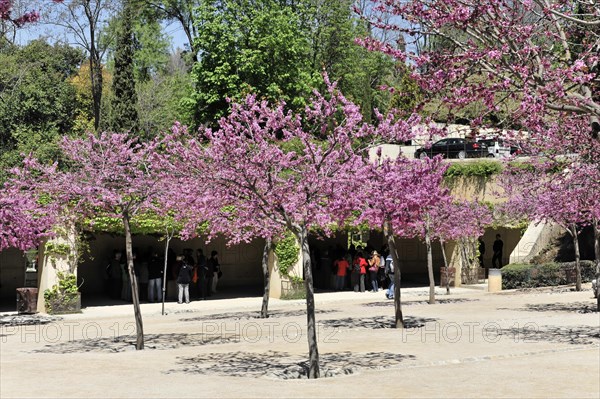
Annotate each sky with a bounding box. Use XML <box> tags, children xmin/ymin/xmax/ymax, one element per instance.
<box><xmin>14</xmin><ymin>17</ymin><xmax>189</xmax><ymax>53</ymax></box>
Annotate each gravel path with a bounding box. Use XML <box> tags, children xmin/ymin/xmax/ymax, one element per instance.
<box><xmin>1</xmin><ymin>284</ymin><xmax>598</xmax><ymax>398</ymax></box>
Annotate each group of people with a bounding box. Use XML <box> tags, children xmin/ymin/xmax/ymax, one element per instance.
<box><xmin>331</xmin><ymin>246</ymin><xmax>396</xmax><ymax>299</ymax></box>
<box><xmin>105</xmin><ymin>247</ymin><xmax>222</xmax><ymax>304</ymax></box>
<box><xmin>173</xmin><ymin>248</ymin><xmax>222</xmax><ymax>304</ymax></box>
<box><xmin>478</xmin><ymin>234</ymin><xmax>504</xmax><ymax>269</ymax></box>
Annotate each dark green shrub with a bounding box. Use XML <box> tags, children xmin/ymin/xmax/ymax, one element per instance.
<box><xmin>501</xmin><ymin>261</ymin><xmax>596</xmax><ymax>289</ymax></box>
<box><xmin>501</xmin><ymin>264</ymin><xmax>533</xmax><ymax>289</ymax></box>
<box><xmin>561</xmin><ymin>260</ymin><xmax>596</xmax><ymax>282</ymax></box>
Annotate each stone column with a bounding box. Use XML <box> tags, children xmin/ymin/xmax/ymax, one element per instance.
<box><xmin>36</xmin><ymin>231</ymin><xmax>78</xmax><ymax>313</ymax></box>
<box><xmin>268</xmin><ymin>237</ymin><xmax>303</xmax><ymax>299</ymax></box>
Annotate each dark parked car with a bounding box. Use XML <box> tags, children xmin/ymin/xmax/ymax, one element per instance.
<box><xmin>414</xmin><ymin>138</ymin><xmax>487</xmax><ymax>159</ymax></box>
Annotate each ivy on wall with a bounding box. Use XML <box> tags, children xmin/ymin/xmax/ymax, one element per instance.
<box><xmin>273</xmin><ymin>230</ymin><xmax>299</xmax><ymax>278</ymax></box>
<box><xmin>43</xmin><ymin>271</ymin><xmax>80</xmax><ymax>314</ymax></box>
<box><xmin>444</xmin><ymin>160</ymin><xmax>503</xmax><ymax>179</ymax></box>
<box><xmin>86</xmin><ymin>212</ymin><xmax>184</xmax><ymax>236</ymax></box>
<box><xmin>44</xmin><ymin>242</ymin><xmax>71</xmax><ymax>257</ymax></box>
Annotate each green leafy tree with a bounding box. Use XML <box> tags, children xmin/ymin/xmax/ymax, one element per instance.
<box><xmin>131</xmin><ymin>17</ymin><xmax>171</xmax><ymax>82</ymax></box>
<box><xmin>137</xmin><ymin>52</ymin><xmax>194</xmax><ymax>138</ymax></box>
<box><xmin>109</xmin><ymin>0</ymin><xmax>139</xmax><ymax>133</ymax></box>
<box><xmin>100</xmin><ymin>4</ymin><xmax>186</xmax><ymax>138</ymax></box>
<box><xmin>301</xmin><ymin>0</ymin><xmax>399</xmax><ymax>122</ymax></box>
<box><xmin>187</xmin><ymin>0</ymin><xmax>406</xmax><ymax>126</ymax></box>
<box><xmin>190</xmin><ymin>0</ymin><xmax>315</xmax><ymax>125</ymax></box>
<box><xmin>102</xmin><ymin>4</ymin><xmax>172</xmax><ymax>82</ymax></box>
<box><xmin>136</xmin><ymin>0</ymin><xmax>202</xmax><ymax>63</ymax></box>
<box><xmin>0</xmin><ymin>39</ymin><xmax>84</xmax><ymax>181</ymax></box>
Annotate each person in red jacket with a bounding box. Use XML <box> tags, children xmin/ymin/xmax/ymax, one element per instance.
<box><xmin>352</xmin><ymin>252</ymin><xmax>368</xmax><ymax>292</ymax></box>
<box><xmin>333</xmin><ymin>253</ymin><xmax>349</xmax><ymax>291</ymax></box>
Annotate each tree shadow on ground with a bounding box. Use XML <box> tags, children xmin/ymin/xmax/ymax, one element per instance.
<box><xmin>32</xmin><ymin>332</ymin><xmax>241</xmax><ymax>354</ymax></box>
<box><xmin>364</xmin><ymin>298</ymin><xmax>477</xmax><ymax>308</ymax></box>
<box><xmin>319</xmin><ymin>315</ymin><xmax>437</xmax><ymax>329</ymax></box>
<box><xmin>498</xmin><ymin>302</ymin><xmax>597</xmax><ymax>314</ymax></box>
<box><xmin>179</xmin><ymin>309</ymin><xmax>338</xmax><ymax>323</ymax></box>
<box><xmin>503</xmin><ymin>286</ymin><xmax>581</xmax><ymax>295</ymax></box>
<box><xmin>499</xmin><ymin>325</ymin><xmax>600</xmax><ymax>346</ymax></box>
<box><xmin>0</xmin><ymin>314</ymin><xmax>61</xmax><ymax>326</ymax></box>
<box><xmin>168</xmin><ymin>350</ymin><xmax>416</xmax><ymax>379</ymax></box>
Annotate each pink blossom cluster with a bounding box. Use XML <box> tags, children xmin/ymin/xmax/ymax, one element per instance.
<box><xmin>1</xmin><ymin>0</ymin><xmax>61</xmax><ymax>26</ymax></box>
<box><xmin>358</xmin><ymin>0</ymin><xmax>599</xmax><ymax>138</ymax></box>
<box><xmin>0</xmin><ymin>158</ymin><xmax>58</xmax><ymax>251</ymax></box>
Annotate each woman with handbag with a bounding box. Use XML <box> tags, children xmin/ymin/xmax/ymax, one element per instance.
<box><xmin>368</xmin><ymin>250</ymin><xmax>381</xmax><ymax>292</ymax></box>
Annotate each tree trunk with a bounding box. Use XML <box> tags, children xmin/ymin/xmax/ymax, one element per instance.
<box><xmin>459</xmin><ymin>238</ymin><xmax>478</xmax><ymax>284</ymax></box>
<box><xmin>440</xmin><ymin>239</ymin><xmax>450</xmax><ymax>294</ymax></box>
<box><xmin>295</xmin><ymin>225</ymin><xmax>320</xmax><ymax>379</ymax></box>
<box><xmin>425</xmin><ymin>228</ymin><xmax>435</xmax><ymax>304</ymax></box>
<box><xmin>383</xmin><ymin>219</ymin><xmax>403</xmax><ymax>328</ymax></box>
<box><xmin>260</xmin><ymin>238</ymin><xmax>272</xmax><ymax>318</ymax></box>
<box><xmin>123</xmin><ymin>213</ymin><xmax>144</xmax><ymax>350</ymax></box>
<box><xmin>593</xmin><ymin>222</ymin><xmax>600</xmax><ymax>311</ymax></box>
<box><xmin>161</xmin><ymin>228</ymin><xmax>174</xmax><ymax>316</ymax></box>
<box><xmin>459</xmin><ymin>239</ymin><xmax>468</xmax><ymax>284</ymax></box>
<box><xmin>84</xmin><ymin>1</ymin><xmax>102</xmax><ymax>131</ymax></box>
<box><xmin>571</xmin><ymin>223</ymin><xmax>582</xmax><ymax>291</ymax></box>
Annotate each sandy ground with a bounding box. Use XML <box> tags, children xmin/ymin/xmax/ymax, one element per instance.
<box><xmin>1</xmin><ymin>284</ymin><xmax>599</xmax><ymax>398</ymax></box>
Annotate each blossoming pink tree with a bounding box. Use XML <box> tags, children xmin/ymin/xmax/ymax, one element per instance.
<box><xmin>159</xmin><ymin>122</ymin><xmax>283</xmax><ymax>319</ymax></box>
<box><xmin>358</xmin><ymin>0</ymin><xmax>599</xmax><ymax>140</ymax></box>
<box><xmin>29</xmin><ymin>132</ymin><xmax>167</xmax><ymax>350</ymax></box>
<box><xmin>163</xmin><ymin>78</ymin><xmax>418</xmax><ymax>378</ymax></box>
<box><xmin>1</xmin><ymin>0</ymin><xmax>40</xmax><ymax>25</ymax></box>
<box><xmin>362</xmin><ymin>0</ymin><xmax>599</xmax><ymax>305</ymax></box>
<box><xmin>348</xmin><ymin>156</ymin><xmax>448</xmax><ymax>324</ymax></box>
<box><xmin>400</xmin><ymin>158</ymin><xmax>452</xmax><ymax>305</ymax></box>
<box><xmin>0</xmin><ymin>159</ymin><xmax>58</xmax><ymax>251</ymax></box>
<box><xmin>557</xmin><ymin>160</ymin><xmax>600</xmax><ymax>308</ymax></box>
<box><xmin>501</xmin><ymin>158</ymin><xmax>589</xmax><ymax>291</ymax></box>
<box><xmin>538</xmin><ymin>117</ymin><xmax>600</xmax><ymax>303</ymax></box>
<box><xmin>431</xmin><ymin>200</ymin><xmax>492</xmax><ymax>290</ymax></box>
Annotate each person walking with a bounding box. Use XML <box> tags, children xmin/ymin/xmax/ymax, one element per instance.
<box><xmin>107</xmin><ymin>250</ymin><xmax>122</xmax><ymax>300</ymax></box>
<box><xmin>385</xmin><ymin>253</ymin><xmax>395</xmax><ymax>299</ymax></box>
<box><xmin>176</xmin><ymin>255</ymin><xmax>193</xmax><ymax>304</ymax></box>
<box><xmin>196</xmin><ymin>248</ymin><xmax>207</xmax><ymax>300</ymax></box>
<box><xmin>147</xmin><ymin>251</ymin><xmax>163</xmax><ymax>303</ymax></box>
<box><xmin>492</xmin><ymin>234</ymin><xmax>504</xmax><ymax>268</ymax></box>
<box><xmin>207</xmin><ymin>250</ymin><xmax>220</xmax><ymax>295</ymax></box>
<box><xmin>478</xmin><ymin>238</ymin><xmax>486</xmax><ymax>268</ymax></box>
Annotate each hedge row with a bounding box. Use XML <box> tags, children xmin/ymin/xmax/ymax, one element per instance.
<box><xmin>501</xmin><ymin>261</ymin><xmax>597</xmax><ymax>289</ymax></box>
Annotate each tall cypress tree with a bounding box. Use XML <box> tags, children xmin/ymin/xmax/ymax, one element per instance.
<box><xmin>110</xmin><ymin>0</ymin><xmax>139</xmax><ymax>133</ymax></box>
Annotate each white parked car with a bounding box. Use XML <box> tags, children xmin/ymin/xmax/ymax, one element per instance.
<box><xmin>476</xmin><ymin>138</ymin><xmax>522</xmax><ymax>158</ymax></box>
